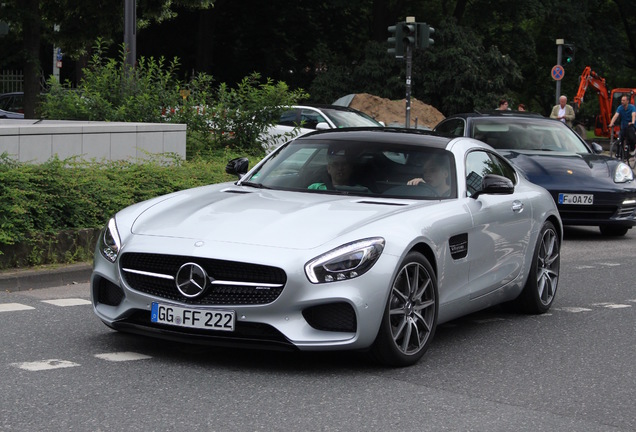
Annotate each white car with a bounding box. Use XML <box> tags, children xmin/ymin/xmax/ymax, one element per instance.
<box><xmin>91</xmin><ymin>128</ymin><xmax>562</xmax><ymax>366</ymax></box>
<box><xmin>262</xmin><ymin>104</ymin><xmax>383</xmax><ymax>151</ymax></box>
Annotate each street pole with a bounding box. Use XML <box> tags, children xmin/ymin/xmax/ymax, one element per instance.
<box><xmin>124</xmin><ymin>0</ymin><xmax>137</xmax><ymax>68</ymax></box>
<box><xmin>405</xmin><ymin>42</ymin><xmax>412</xmax><ymax>128</ymax></box>
<box><xmin>52</xmin><ymin>24</ymin><xmax>60</xmax><ymax>83</ymax></box>
<box><xmin>555</xmin><ymin>38</ymin><xmax>563</xmax><ymax>104</ymax></box>
<box><xmin>404</xmin><ymin>16</ymin><xmax>415</xmax><ymax>128</ymax></box>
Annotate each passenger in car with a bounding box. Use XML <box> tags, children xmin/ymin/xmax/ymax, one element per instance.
<box><xmin>406</xmin><ymin>154</ymin><xmax>451</xmax><ymax>197</ymax></box>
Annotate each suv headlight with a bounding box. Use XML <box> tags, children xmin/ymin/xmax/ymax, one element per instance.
<box><xmin>614</xmin><ymin>162</ymin><xmax>634</xmax><ymax>183</ymax></box>
<box><xmin>99</xmin><ymin>218</ymin><xmax>121</xmax><ymax>263</ymax></box>
<box><xmin>305</xmin><ymin>237</ymin><xmax>385</xmax><ymax>284</ymax></box>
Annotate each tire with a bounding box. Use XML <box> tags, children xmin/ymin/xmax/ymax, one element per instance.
<box><xmin>516</xmin><ymin>221</ymin><xmax>560</xmax><ymax>314</ymax></box>
<box><xmin>610</xmin><ymin>140</ymin><xmax>620</xmax><ymax>159</ymax></box>
<box><xmin>599</xmin><ymin>225</ymin><xmax>629</xmax><ymax>236</ymax></box>
<box><xmin>629</xmin><ymin>150</ymin><xmax>636</xmax><ymax>169</ymax></box>
<box><xmin>574</xmin><ymin>124</ymin><xmax>586</xmax><ymax>139</ymax></box>
<box><xmin>370</xmin><ymin>252</ymin><xmax>438</xmax><ymax>367</ymax></box>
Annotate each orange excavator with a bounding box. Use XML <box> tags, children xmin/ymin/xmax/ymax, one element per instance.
<box><xmin>573</xmin><ymin>66</ymin><xmax>636</xmax><ymax>138</ymax></box>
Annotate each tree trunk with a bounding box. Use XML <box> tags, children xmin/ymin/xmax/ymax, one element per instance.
<box><xmin>613</xmin><ymin>0</ymin><xmax>636</xmax><ymax>69</ymax></box>
<box><xmin>22</xmin><ymin>0</ymin><xmax>41</xmax><ymax>119</ymax></box>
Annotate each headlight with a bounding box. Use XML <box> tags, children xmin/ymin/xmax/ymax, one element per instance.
<box><xmin>99</xmin><ymin>218</ymin><xmax>121</xmax><ymax>263</ymax></box>
<box><xmin>305</xmin><ymin>237</ymin><xmax>385</xmax><ymax>284</ymax></box>
<box><xmin>614</xmin><ymin>162</ymin><xmax>634</xmax><ymax>183</ymax></box>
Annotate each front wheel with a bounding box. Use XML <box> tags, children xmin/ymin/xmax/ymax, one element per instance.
<box><xmin>515</xmin><ymin>221</ymin><xmax>560</xmax><ymax>314</ymax></box>
<box><xmin>370</xmin><ymin>252</ymin><xmax>438</xmax><ymax>367</ymax></box>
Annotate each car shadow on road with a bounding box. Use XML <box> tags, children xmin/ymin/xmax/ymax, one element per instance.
<box><xmin>563</xmin><ymin>225</ymin><xmax>635</xmax><ymax>241</ymax></box>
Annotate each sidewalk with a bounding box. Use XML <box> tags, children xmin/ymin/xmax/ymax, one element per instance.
<box><xmin>0</xmin><ymin>262</ymin><xmax>92</xmax><ymax>292</ymax></box>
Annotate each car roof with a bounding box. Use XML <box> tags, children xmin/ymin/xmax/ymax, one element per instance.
<box><xmin>292</xmin><ymin>104</ymin><xmax>368</xmax><ymax>114</ymax></box>
<box><xmin>296</xmin><ymin>127</ymin><xmax>453</xmax><ymax>149</ymax></box>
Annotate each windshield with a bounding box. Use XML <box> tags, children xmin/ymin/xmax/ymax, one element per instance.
<box><xmin>322</xmin><ymin>109</ymin><xmax>383</xmax><ymax>128</ymax></box>
<box><xmin>242</xmin><ymin>138</ymin><xmax>456</xmax><ymax>199</ymax></box>
<box><xmin>470</xmin><ymin>118</ymin><xmax>591</xmax><ymax>153</ymax></box>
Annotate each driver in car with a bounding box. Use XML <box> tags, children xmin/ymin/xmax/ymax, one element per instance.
<box><xmin>309</xmin><ymin>148</ymin><xmax>361</xmax><ymax>190</ymax></box>
<box><xmin>406</xmin><ymin>154</ymin><xmax>451</xmax><ymax>197</ymax></box>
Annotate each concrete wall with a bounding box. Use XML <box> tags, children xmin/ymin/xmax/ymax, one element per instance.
<box><xmin>0</xmin><ymin>119</ymin><xmax>186</xmax><ymax>163</ymax></box>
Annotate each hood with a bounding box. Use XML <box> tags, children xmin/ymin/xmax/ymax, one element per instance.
<box><xmin>499</xmin><ymin>150</ymin><xmax>632</xmax><ymax>190</ymax></box>
<box><xmin>129</xmin><ymin>185</ymin><xmax>418</xmax><ymax>250</ymax></box>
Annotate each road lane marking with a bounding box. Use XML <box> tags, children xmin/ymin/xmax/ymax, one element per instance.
<box><xmin>11</xmin><ymin>359</ymin><xmax>80</xmax><ymax>371</ymax></box>
<box><xmin>41</xmin><ymin>298</ymin><xmax>91</xmax><ymax>307</ymax></box>
<box><xmin>592</xmin><ymin>302</ymin><xmax>632</xmax><ymax>309</ymax></box>
<box><xmin>555</xmin><ymin>307</ymin><xmax>592</xmax><ymax>313</ymax></box>
<box><xmin>0</xmin><ymin>303</ymin><xmax>35</xmax><ymax>312</ymax></box>
<box><xmin>94</xmin><ymin>352</ymin><xmax>152</xmax><ymax>362</ymax></box>
<box><xmin>473</xmin><ymin>318</ymin><xmax>506</xmax><ymax>324</ymax></box>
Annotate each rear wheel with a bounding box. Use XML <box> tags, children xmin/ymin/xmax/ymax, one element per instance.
<box><xmin>610</xmin><ymin>139</ymin><xmax>623</xmax><ymax>160</ymax></box>
<box><xmin>370</xmin><ymin>252</ymin><xmax>438</xmax><ymax>367</ymax></box>
<box><xmin>599</xmin><ymin>225</ymin><xmax>629</xmax><ymax>236</ymax></box>
<box><xmin>516</xmin><ymin>221</ymin><xmax>560</xmax><ymax>314</ymax></box>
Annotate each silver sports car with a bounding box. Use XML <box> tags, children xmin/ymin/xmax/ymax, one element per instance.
<box><xmin>91</xmin><ymin>128</ymin><xmax>562</xmax><ymax>366</ymax></box>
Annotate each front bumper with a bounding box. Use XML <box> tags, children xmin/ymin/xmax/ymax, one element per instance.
<box><xmin>90</xmin><ymin>248</ymin><xmax>397</xmax><ymax>352</ymax></box>
<box><xmin>551</xmin><ymin>191</ymin><xmax>636</xmax><ymax>227</ymax></box>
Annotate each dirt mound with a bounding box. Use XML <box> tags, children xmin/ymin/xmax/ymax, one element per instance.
<box><xmin>348</xmin><ymin>93</ymin><xmax>445</xmax><ymax>129</ymax></box>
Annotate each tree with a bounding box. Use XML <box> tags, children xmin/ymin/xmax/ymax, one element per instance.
<box><xmin>0</xmin><ymin>0</ymin><xmax>214</xmax><ymax>119</ymax></box>
<box><xmin>414</xmin><ymin>18</ymin><xmax>522</xmax><ymax>114</ymax></box>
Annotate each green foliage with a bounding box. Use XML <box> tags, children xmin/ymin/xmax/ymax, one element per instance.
<box><xmin>309</xmin><ymin>41</ymin><xmax>404</xmax><ymax>103</ymax></box>
<box><xmin>209</xmin><ymin>73</ymin><xmax>309</xmax><ymax>151</ymax></box>
<box><xmin>0</xmin><ymin>150</ymin><xmax>252</xmax><ymax>267</ymax></box>
<box><xmin>40</xmin><ymin>40</ymin><xmax>308</xmax><ymax>155</ymax></box>
<box><xmin>414</xmin><ymin>18</ymin><xmax>522</xmax><ymax>115</ymax></box>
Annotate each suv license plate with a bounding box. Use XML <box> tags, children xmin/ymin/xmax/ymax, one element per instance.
<box><xmin>558</xmin><ymin>193</ymin><xmax>593</xmax><ymax>205</ymax></box>
<box><xmin>151</xmin><ymin>302</ymin><xmax>235</xmax><ymax>331</ymax></box>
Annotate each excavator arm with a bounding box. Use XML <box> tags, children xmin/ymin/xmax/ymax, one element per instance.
<box><xmin>573</xmin><ymin>66</ymin><xmax>614</xmax><ymax>137</ymax></box>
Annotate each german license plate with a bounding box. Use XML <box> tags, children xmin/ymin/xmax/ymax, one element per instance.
<box><xmin>151</xmin><ymin>302</ymin><xmax>235</xmax><ymax>331</ymax></box>
<box><xmin>558</xmin><ymin>193</ymin><xmax>593</xmax><ymax>205</ymax></box>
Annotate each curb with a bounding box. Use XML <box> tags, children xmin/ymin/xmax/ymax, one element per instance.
<box><xmin>0</xmin><ymin>262</ymin><xmax>93</xmax><ymax>292</ymax></box>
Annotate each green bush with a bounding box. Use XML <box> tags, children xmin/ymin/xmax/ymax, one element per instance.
<box><xmin>0</xmin><ymin>149</ymin><xmax>256</xmax><ymax>268</ymax></box>
<box><xmin>41</xmin><ymin>40</ymin><xmax>308</xmax><ymax>156</ymax></box>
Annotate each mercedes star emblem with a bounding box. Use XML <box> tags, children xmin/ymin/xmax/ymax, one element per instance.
<box><xmin>175</xmin><ymin>262</ymin><xmax>209</xmax><ymax>298</ymax></box>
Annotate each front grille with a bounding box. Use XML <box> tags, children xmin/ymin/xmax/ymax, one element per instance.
<box><xmin>558</xmin><ymin>203</ymin><xmax>636</xmax><ymax>221</ymax></box>
<box><xmin>302</xmin><ymin>302</ymin><xmax>357</xmax><ymax>333</ymax></box>
<box><xmin>120</xmin><ymin>252</ymin><xmax>287</xmax><ymax>305</ymax></box>
<box><xmin>557</xmin><ymin>204</ymin><xmax>618</xmax><ymax>221</ymax></box>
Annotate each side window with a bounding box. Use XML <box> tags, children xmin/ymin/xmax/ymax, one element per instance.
<box><xmin>465</xmin><ymin>151</ymin><xmax>516</xmax><ymax>196</ymax></box>
<box><xmin>278</xmin><ymin>109</ymin><xmax>298</xmax><ymax>127</ymax></box>
<box><xmin>435</xmin><ymin>118</ymin><xmax>465</xmax><ymax>136</ymax></box>
<box><xmin>300</xmin><ymin>109</ymin><xmax>326</xmax><ymax>130</ymax></box>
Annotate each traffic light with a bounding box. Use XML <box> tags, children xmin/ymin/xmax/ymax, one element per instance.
<box><xmin>417</xmin><ymin>23</ymin><xmax>435</xmax><ymax>49</ymax></box>
<box><xmin>564</xmin><ymin>44</ymin><xmax>575</xmax><ymax>64</ymax></box>
<box><xmin>401</xmin><ymin>22</ymin><xmax>416</xmax><ymax>47</ymax></box>
<box><xmin>387</xmin><ymin>24</ymin><xmax>404</xmax><ymax>58</ymax></box>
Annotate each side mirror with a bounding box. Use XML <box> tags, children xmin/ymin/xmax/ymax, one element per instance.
<box><xmin>590</xmin><ymin>142</ymin><xmax>603</xmax><ymax>154</ymax></box>
<box><xmin>225</xmin><ymin>157</ymin><xmax>249</xmax><ymax>179</ymax></box>
<box><xmin>315</xmin><ymin>122</ymin><xmax>330</xmax><ymax>130</ymax></box>
<box><xmin>472</xmin><ymin>174</ymin><xmax>514</xmax><ymax>199</ymax></box>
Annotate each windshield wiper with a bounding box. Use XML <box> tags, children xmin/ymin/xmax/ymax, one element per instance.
<box><xmin>240</xmin><ymin>181</ymin><xmax>271</xmax><ymax>189</ymax></box>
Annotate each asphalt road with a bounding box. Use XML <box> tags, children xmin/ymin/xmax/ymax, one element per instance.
<box><xmin>1</xmin><ymin>226</ymin><xmax>635</xmax><ymax>431</ymax></box>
